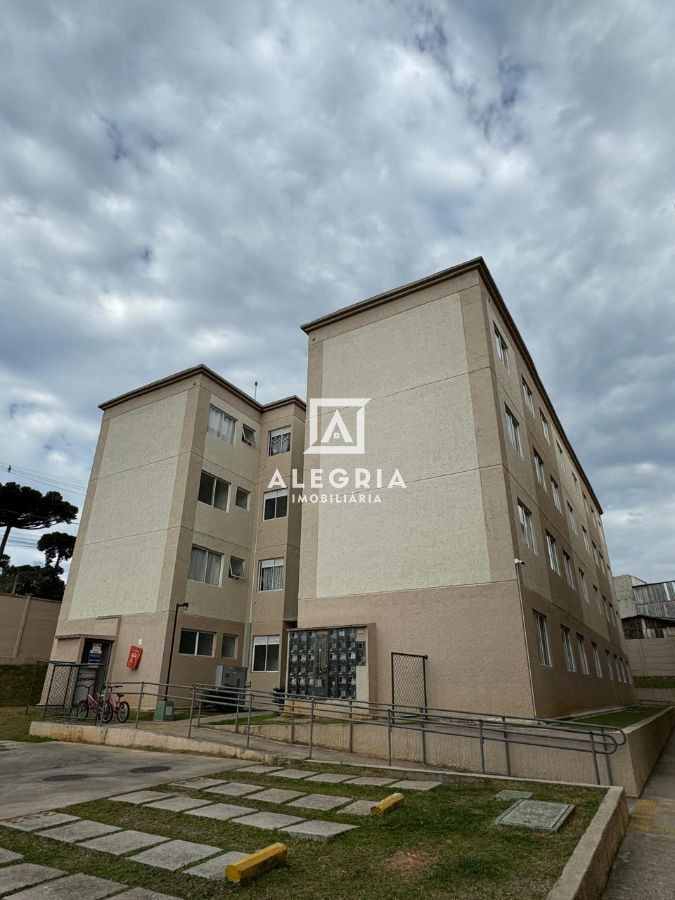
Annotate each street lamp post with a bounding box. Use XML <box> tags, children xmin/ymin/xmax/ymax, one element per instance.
<box><xmin>164</xmin><ymin>601</ymin><xmax>188</xmax><ymax>699</ymax></box>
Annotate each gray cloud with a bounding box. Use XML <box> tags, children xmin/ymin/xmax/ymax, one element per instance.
<box><xmin>1</xmin><ymin>0</ymin><xmax>674</xmax><ymax>580</ymax></box>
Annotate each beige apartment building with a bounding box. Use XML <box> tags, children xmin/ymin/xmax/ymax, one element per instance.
<box><xmin>52</xmin><ymin>256</ymin><xmax>633</xmax><ymax>718</ymax></box>
<box><xmin>295</xmin><ymin>257</ymin><xmax>634</xmax><ymax>717</ymax></box>
<box><xmin>50</xmin><ymin>366</ymin><xmax>305</xmax><ymax>696</ymax></box>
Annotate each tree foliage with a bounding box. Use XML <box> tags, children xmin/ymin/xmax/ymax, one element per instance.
<box><xmin>37</xmin><ymin>531</ymin><xmax>76</xmax><ymax>573</ymax></box>
<box><xmin>0</xmin><ymin>481</ymin><xmax>78</xmax><ymax>558</ymax></box>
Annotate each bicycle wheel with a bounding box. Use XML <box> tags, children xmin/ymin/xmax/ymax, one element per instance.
<box><xmin>101</xmin><ymin>701</ymin><xmax>113</xmax><ymax>724</ymax></box>
<box><xmin>117</xmin><ymin>701</ymin><xmax>130</xmax><ymax>723</ymax></box>
<box><xmin>76</xmin><ymin>699</ymin><xmax>89</xmax><ymax>720</ymax></box>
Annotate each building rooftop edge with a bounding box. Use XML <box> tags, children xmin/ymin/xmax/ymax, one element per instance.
<box><xmin>99</xmin><ymin>364</ymin><xmax>306</xmax><ymax>414</ymax></box>
<box><xmin>302</xmin><ymin>256</ymin><xmax>604</xmax><ymax>514</ymax></box>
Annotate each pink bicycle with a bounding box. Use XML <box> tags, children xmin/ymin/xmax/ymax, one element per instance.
<box><xmin>76</xmin><ymin>684</ymin><xmax>130</xmax><ymax>723</ymax></box>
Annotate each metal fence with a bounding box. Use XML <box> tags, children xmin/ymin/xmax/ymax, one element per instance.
<box><xmin>391</xmin><ymin>652</ymin><xmax>428</xmax><ymax>713</ymax></box>
<box><xmin>27</xmin><ymin>660</ymin><xmax>108</xmax><ymax>717</ymax></box>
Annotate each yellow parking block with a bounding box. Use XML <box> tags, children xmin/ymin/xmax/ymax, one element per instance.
<box><xmin>372</xmin><ymin>792</ymin><xmax>405</xmax><ymax>815</ymax></box>
<box><xmin>225</xmin><ymin>842</ymin><xmax>288</xmax><ymax>883</ymax></box>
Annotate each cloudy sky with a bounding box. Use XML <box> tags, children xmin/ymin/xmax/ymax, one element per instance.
<box><xmin>1</xmin><ymin>1</ymin><xmax>674</xmax><ymax>581</ymax></box>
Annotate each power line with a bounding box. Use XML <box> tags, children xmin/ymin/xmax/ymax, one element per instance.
<box><xmin>0</xmin><ymin>462</ymin><xmax>87</xmax><ymax>494</ymax></box>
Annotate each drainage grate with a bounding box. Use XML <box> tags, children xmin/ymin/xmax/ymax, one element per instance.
<box><xmin>43</xmin><ymin>773</ymin><xmax>89</xmax><ymax>782</ymax></box>
<box><xmin>129</xmin><ymin>765</ymin><xmax>172</xmax><ymax>774</ymax></box>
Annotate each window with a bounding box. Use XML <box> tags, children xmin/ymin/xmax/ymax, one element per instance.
<box><xmin>188</xmin><ymin>546</ymin><xmax>222</xmax><ymax>586</ymax></box>
<box><xmin>533</xmin><ymin>611</ymin><xmax>552</xmax><ymax>666</ymax></box>
<box><xmin>592</xmin><ymin>541</ymin><xmax>599</xmax><ymax>566</ymax></box>
<box><xmin>591</xmin><ymin>641</ymin><xmax>602</xmax><ymax>677</ymax></box>
<box><xmin>533</xmin><ymin>450</ymin><xmax>546</xmax><ymax>488</ymax></box>
<box><xmin>594</xmin><ymin>585</ymin><xmax>602</xmax><ymax>614</ymax></box>
<box><xmin>235</xmin><ymin>487</ymin><xmax>250</xmax><ymax>510</ymax></box>
<box><xmin>545</xmin><ymin>531</ymin><xmax>560</xmax><ymax>574</ymax></box>
<box><xmin>208</xmin><ymin>404</ymin><xmax>236</xmax><ymax>443</ymax></box>
<box><xmin>198</xmin><ymin>471</ymin><xmax>230</xmax><ymax>511</ymax></box>
<box><xmin>614</xmin><ymin>654</ymin><xmax>622</xmax><ymax>682</ymax></box>
<box><xmin>221</xmin><ymin>634</ymin><xmax>237</xmax><ymax>658</ymax></box>
<box><xmin>505</xmin><ymin>406</ymin><xmax>522</xmax><ymax>454</ymax></box>
<box><xmin>263</xmin><ymin>488</ymin><xmax>288</xmax><ymax>520</ymax></box>
<box><xmin>562</xmin><ymin>551</ymin><xmax>575</xmax><ymax>588</ymax></box>
<box><xmin>241</xmin><ymin>424</ymin><xmax>256</xmax><ymax>447</ymax></box>
<box><xmin>606</xmin><ymin>649</ymin><xmax>614</xmax><ymax>680</ymax></box>
<box><xmin>229</xmin><ymin>556</ymin><xmax>245</xmax><ymax>579</ymax></box>
<box><xmin>578</xmin><ymin>568</ymin><xmax>589</xmax><ymax>601</ymax></box>
<box><xmin>566</xmin><ymin>502</ymin><xmax>577</xmax><ymax>533</ymax></box>
<box><xmin>561</xmin><ymin>626</ymin><xmax>576</xmax><ymax>672</ymax></box>
<box><xmin>576</xmin><ymin>634</ymin><xmax>589</xmax><ymax>674</ymax></box>
<box><xmin>582</xmin><ymin>526</ymin><xmax>590</xmax><ymax>552</ymax></box>
<box><xmin>252</xmin><ymin>634</ymin><xmax>280</xmax><ymax>672</ymax></box>
<box><xmin>517</xmin><ymin>500</ymin><xmax>536</xmax><ymax>552</ymax></box>
<box><xmin>583</xmin><ymin>493</ymin><xmax>590</xmax><ymax>515</ymax></box>
<box><xmin>268</xmin><ymin>425</ymin><xmax>291</xmax><ymax>456</ymax></box>
<box><xmin>551</xmin><ymin>477</ymin><xmax>562</xmax><ymax>511</ymax></box>
<box><xmin>556</xmin><ymin>442</ymin><xmax>565</xmax><ymax>470</ymax></box>
<box><xmin>598</xmin><ymin>552</ymin><xmax>606</xmax><ymax>573</ymax></box>
<box><xmin>259</xmin><ymin>557</ymin><xmax>284</xmax><ymax>591</ymax></box>
<box><xmin>540</xmin><ymin>412</ymin><xmax>551</xmax><ymax>443</ymax></box>
<box><xmin>179</xmin><ymin>629</ymin><xmax>214</xmax><ymax>656</ymax></box>
<box><xmin>494</xmin><ymin>324</ymin><xmax>509</xmax><ymax>368</ymax></box>
<box><xmin>572</xmin><ymin>472</ymin><xmax>580</xmax><ymax>495</ymax></box>
<box><xmin>603</xmin><ymin>596</ymin><xmax>611</xmax><ymax>622</ymax></box>
<box><xmin>522</xmin><ymin>379</ymin><xmax>534</xmax><ymax>414</ymax></box>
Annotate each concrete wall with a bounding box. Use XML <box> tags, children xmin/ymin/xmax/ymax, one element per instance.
<box><xmin>627</xmin><ymin>636</ymin><xmax>675</xmax><ymax>677</ymax></box>
<box><xmin>0</xmin><ymin>593</ymin><xmax>61</xmax><ymax>664</ymax></box>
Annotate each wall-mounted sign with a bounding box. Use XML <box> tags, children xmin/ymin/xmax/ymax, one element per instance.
<box><xmin>87</xmin><ymin>642</ymin><xmax>103</xmax><ymax>664</ymax></box>
<box><xmin>126</xmin><ymin>645</ymin><xmax>143</xmax><ymax>670</ymax></box>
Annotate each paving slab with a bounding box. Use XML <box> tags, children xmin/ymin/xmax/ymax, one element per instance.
<box><xmin>339</xmin><ymin>800</ymin><xmax>379</xmax><ymax>816</ymax></box>
<box><xmin>38</xmin><ymin>820</ymin><xmax>122</xmax><ymax>844</ymax></box>
<box><xmin>10</xmin><ymin>873</ymin><xmax>125</xmax><ymax>899</ymax></box>
<box><xmin>281</xmin><ymin>820</ymin><xmax>358</xmax><ymax>842</ymax></box>
<box><xmin>205</xmin><ymin>781</ymin><xmax>261</xmax><ymax>797</ymax></box>
<box><xmin>234</xmin><ymin>765</ymin><xmax>282</xmax><ymax>774</ymax></box>
<box><xmin>268</xmin><ymin>768</ymin><xmax>317</xmax><ymax>780</ymax></box>
<box><xmin>495</xmin><ymin>799</ymin><xmax>575</xmax><ymax>832</ymax></box>
<box><xmin>0</xmin><ymin>812</ymin><xmax>79</xmax><ymax>832</ymax></box>
<box><xmin>80</xmin><ymin>829</ymin><xmax>171</xmax><ymax>855</ymax></box>
<box><xmin>186</xmin><ymin>802</ymin><xmax>255</xmax><ymax>821</ymax></box>
<box><xmin>288</xmin><ymin>793</ymin><xmax>351</xmax><ymax>811</ymax></box>
<box><xmin>246</xmin><ymin>788</ymin><xmax>305</xmax><ymax>804</ymax></box>
<box><xmin>110</xmin><ymin>790</ymin><xmax>175</xmax><ymax>805</ymax></box>
<box><xmin>495</xmin><ymin>789</ymin><xmax>533</xmax><ymax>802</ymax></box>
<box><xmin>0</xmin><ymin>847</ymin><xmax>23</xmax><ymax>864</ymax></box>
<box><xmin>129</xmin><ymin>839</ymin><xmax>221</xmax><ymax>870</ymax></box>
<box><xmin>231</xmin><ymin>811</ymin><xmax>305</xmax><ymax>830</ymax></box>
<box><xmin>169</xmin><ymin>778</ymin><xmax>226</xmax><ymax>791</ymax></box>
<box><xmin>390</xmin><ymin>779</ymin><xmax>442</xmax><ymax>791</ymax></box>
<box><xmin>345</xmin><ymin>776</ymin><xmax>394</xmax><ymax>787</ymax></box>
<box><xmin>304</xmin><ymin>773</ymin><xmax>353</xmax><ymax>784</ymax></box>
<box><xmin>115</xmin><ymin>890</ymin><xmax>180</xmax><ymax>899</ymax></box>
<box><xmin>0</xmin><ymin>864</ymin><xmax>65</xmax><ymax>894</ymax></box>
<box><xmin>185</xmin><ymin>851</ymin><xmax>249</xmax><ymax>879</ymax></box>
<box><xmin>146</xmin><ymin>796</ymin><xmax>212</xmax><ymax>812</ymax></box>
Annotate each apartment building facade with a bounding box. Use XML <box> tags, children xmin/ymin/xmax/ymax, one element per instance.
<box><xmin>296</xmin><ymin>258</ymin><xmax>634</xmax><ymax>717</ymax></box>
<box><xmin>50</xmin><ymin>366</ymin><xmax>305</xmax><ymax>696</ymax></box>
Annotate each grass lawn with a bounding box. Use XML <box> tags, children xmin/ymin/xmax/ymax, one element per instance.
<box><xmin>0</xmin><ymin>760</ymin><xmax>603</xmax><ymax>899</ymax></box>
<box><xmin>0</xmin><ymin>664</ymin><xmax>40</xmax><ymax>707</ymax></box>
<box><xmin>634</xmin><ymin>676</ymin><xmax>675</xmax><ymax>689</ymax></box>
<box><xmin>571</xmin><ymin>705</ymin><xmax>665</xmax><ymax>728</ymax></box>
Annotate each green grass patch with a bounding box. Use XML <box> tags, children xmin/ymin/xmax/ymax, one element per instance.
<box><xmin>634</xmin><ymin>676</ymin><xmax>675</xmax><ymax>689</ymax></box>
<box><xmin>0</xmin><ymin>664</ymin><xmax>40</xmax><ymax>706</ymax></box>
<box><xmin>0</xmin><ymin>760</ymin><xmax>603</xmax><ymax>899</ymax></box>
<box><xmin>571</xmin><ymin>705</ymin><xmax>665</xmax><ymax>728</ymax></box>
<box><xmin>0</xmin><ymin>707</ymin><xmax>51</xmax><ymax>742</ymax></box>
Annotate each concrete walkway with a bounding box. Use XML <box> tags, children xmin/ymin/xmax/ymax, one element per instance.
<box><xmin>604</xmin><ymin>727</ymin><xmax>675</xmax><ymax>898</ymax></box>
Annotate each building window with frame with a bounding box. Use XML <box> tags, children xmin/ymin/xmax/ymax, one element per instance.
<box><xmin>263</xmin><ymin>489</ymin><xmax>288</xmax><ymax>520</ymax></box>
<box><xmin>562</xmin><ymin>550</ymin><xmax>575</xmax><ymax>588</ymax></box>
<box><xmin>545</xmin><ymin>531</ymin><xmax>560</xmax><ymax>574</ymax></box>
<box><xmin>221</xmin><ymin>634</ymin><xmax>238</xmax><ymax>658</ymax></box>
<box><xmin>578</xmin><ymin>568</ymin><xmax>589</xmax><ymax>601</ymax></box>
<box><xmin>561</xmin><ymin>626</ymin><xmax>576</xmax><ymax>672</ymax></box>
<box><xmin>229</xmin><ymin>556</ymin><xmax>245</xmax><ymax>579</ymax></box>
<box><xmin>522</xmin><ymin>378</ymin><xmax>534</xmax><ymax>414</ymax></box>
<box><xmin>594</xmin><ymin>585</ymin><xmax>602</xmax><ymax>614</ymax></box>
<box><xmin>606</xmin><ymin>649</ymin><xmax>614</xmax><ymax>680</ymax></box>
<box><xmin>582</xmin><ymin>526</ymin><xmax>590</xmax><ymax>552</ymax></box>
<box><xmin>268</xmin><ymin>425</ymin><xmax>291</xmax><ymax>456</ymax></box>
<box><xmin>235</xmin><ymin>487</ymin><xmax>250</xmax><ymax>509</ymax></box>
<box><xmin>505</xmin><ymin>406</ymin><xmax>522</xmax><ymax>454</ymax></box>
<box><xmin>533</xmin><ymin>450</ymin><xmax>546</xmax><ymax>488</ymax></box>
<box><xmin>188</xmin><ymin>546</ymin><xmax>223</xmax><ymax>586</ymax></box>
<box><xmin>241</xmin><ymin>424</ymin><xmax>256</xmax><ymax>447</ymax></box>
<box><xmin>566</xmin><ymin>502</ymin><xmax>577</xmax><ymax>533</ymax></box>
<box><xmin>179</xmin><ymin>629</ymin><xmax>214</xmax><ymax>656</ymax></box>
<box><xmin>591</xmin><ymin>641</ymin><xmax>602</xmax><ymax>677</ymax></box>
<box><xmin>556</xmin><ymin>441</ymin><xmax>565</xmax><ymax>470</ymax></box>
<box><xmin>494</xmin><ymin>324</ymin><xmax>509</xmax><ymax>368</ymax></box>
<box><xmin>614</xmin><ymin>654</ymin><xmax>622</xmax><ymax>682</ymax></box>
<box><xmin>533</xmin><ymin>610</ymin><xmax>552</xmax><ymax>666</ymax></box>
<box><xmin>540</xmin><ymin>411</ymin><xmax>551</xmax><ymax>443</ymax></box>
<box><xmin>198</xmin><ymin>471</ymin><xmax>230</xmax><ymax>511</ymax></box>
<box><xmin>517</xmin><ymin>500</ymin><xmax>536</xmax><ymax>552</ymax></box>
<box><xmin>576</xmin><ymin>634</ymin><xmax>589</xmax><ymax>674</ymax></box>
<box><xmin>208</xmin><ymin>404</ymin><xmax>237</xmax><ymax>444</ymax></box>
<box><xmin>572</xmin><ymin>471</ymin><xmax>580</xmax><ymax>495</ymax></box>
<box><xmin>551</xmin><ymin>477</ymin><xmax>562</xmax><ymax>511</ymax></box>
<box><xmin>258</xmin><ymin>557</ymin><xmax>284</xmax><ymax>591</ymax></box>
<box><xmin>252</xmin><ymin>634</ymin><xmax>280</xmax><ymax>672</ymax></box>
